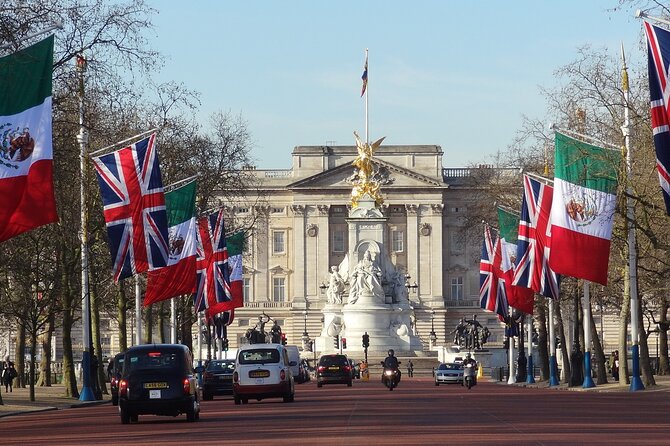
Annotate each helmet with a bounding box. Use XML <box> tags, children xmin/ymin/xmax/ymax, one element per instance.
<box><xmin>466</xmin><ymin>353</ymin><xmax>471</xmax><ymax>359</ymax></box>
<box><xmin>387</xmin><ymin>349</ymin><xmax>395</xmax><ymax>357</ymax></box>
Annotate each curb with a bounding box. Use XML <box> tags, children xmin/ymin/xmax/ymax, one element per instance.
<box><xmin>0</xmin><ymin>400</ymin><xmax>109</xmax><ymax>419</ymax></box>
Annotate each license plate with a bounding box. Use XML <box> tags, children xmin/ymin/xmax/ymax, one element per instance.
<box><xmin>328</xmin><ymin>367</ymin><xmax>340</xmax><ymax>371</ymax></box>
<box><xmin>249</xmin><ymin>370</ymin><xmax>270</xmax><ymax>378</ymax></box>
<box><xmin>149</xmin><ymin>389</ymin><xmax>161</xmax><ymax>399</ymax></box>
<box><xmin>144</xmin><ymin>382</ymin><xmax>168</xmax><ymax>389</ymax></box>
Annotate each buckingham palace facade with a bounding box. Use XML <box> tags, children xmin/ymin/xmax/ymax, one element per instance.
<box><xmin>224</xmin><ymin>143</ymin><xmax>508</xmax><ymax>354</ymax></box>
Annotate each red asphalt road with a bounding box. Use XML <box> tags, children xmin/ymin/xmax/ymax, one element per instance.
<box><xmin>1</xmin><ymin>377</ymin><xmax>669</xmax><ymax>445</ymax></box>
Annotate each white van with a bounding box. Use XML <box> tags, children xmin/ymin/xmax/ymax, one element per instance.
<box><xmin>285</xmin><ymin>345</ymin><xmax>300</xmax><ymax>380</ymax></box>
<box><xmin>233</xmin><ymin>343</ymin><xmax>295</xmax><ymax>404</ymax></box>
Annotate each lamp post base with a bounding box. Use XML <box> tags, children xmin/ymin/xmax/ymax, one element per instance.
<box><xmin>630</xmin><ymin>345</ymin><xmax>645</xmax><ymax>391</ymax></box>
<box><xmin>582</xmin><ymin>351</ymin><xmax>595</xmax><ymax>388</ymax></box>
<box><xmin>549</xmin><ymin>355</ymin><xmax>560</xmax><ymax>386</ymax></box>
<box><xmin>526</xmin><ymin>355</ymin><xmax>535</xmax><ymax>384</ymax></box>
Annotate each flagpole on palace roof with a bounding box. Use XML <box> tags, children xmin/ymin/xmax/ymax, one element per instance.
<box><xmin>636</xmin><ymin>9</ymin><xmax>670</xmax><ymax>27</ymax></box>
<box><xmin>364</xmin><ymin>49</ymin><xmax>369</xmax><ymax>144</ymax></box>
<box><xmin>76</xmin><ymin>53</ymin><xmax>96</xmax><ymax>402</ymax></box>
<box><xmin>621</xmin><ymin>43</ymin><xmax>644</xmax><ymax>391</ymax></box>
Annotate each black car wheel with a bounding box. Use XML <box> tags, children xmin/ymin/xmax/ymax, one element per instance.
<box><xmin>130</xmin><ymin>414</ymin><xmax>138</xmax><ymax>423</ymax></box>
<box><xmin>234</xmin><ymin>396</ymin><xmax>241</xmax><ymax>405</ymax></box>
<box><xmin>317</xmin><ymin>382</ymin><xmax>323</xmax><ymax>388</ymax></box>
<box><xmin>347</xmin><ymin>380</ymin><xmax>352</xmax><ymax>387</ymax></box>
<box><xmin>186</xmin><ymin>401</ymin><xmax>197</xmax><ymax>422</ymax></box>
<box><xmin>111</xmin><ymin>395</ymin><xmax>118</xmax><ymax>406</ymax></box>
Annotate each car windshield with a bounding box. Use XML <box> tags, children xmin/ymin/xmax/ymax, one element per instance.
<box><xmin>438</xmin><ymin>363</ymin><xmax>462</xmax><ymax>370</ymax></box>
<box><xmin>126</xmin><ymin>351</ymin><xmax>181</xmax><ymax>372</ymax></box>
<box><xmin>206</xmin><ymin>360</ymin><xmax>235</xmax><ymax>372</ymax></box>
<box><xmin>319</xmin><ymin>355</ymin><xmax>348</xmax><ymax>366</ymax></box>
<box><xmin>239</xmin><ymin>349</ymin><xmax>280</xmax><ymax>365</ymax></box>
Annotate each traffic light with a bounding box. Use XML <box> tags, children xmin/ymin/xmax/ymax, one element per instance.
<box><xmin>223</xmin><ymin>338</ymin><xmax>229</xmax><ymax>351</ymax></box>
<box><xmin>333</xmin><ymin>335</ymin><xmax>340</xmax><ymax>349</ymax></box>
<box><xmin>341</xmin><ymin>337</ymin><xmax>347</xmax><ymax>349</ymax></box>
<box><xmin>362</xmin><ymin>332</ymin><xmax>370</xmax><ymax>349</ymax></box>
<box><xmin>281</xmin><ymin>333</ymin><xmax>287</xmax><ymax>345</ymax></box>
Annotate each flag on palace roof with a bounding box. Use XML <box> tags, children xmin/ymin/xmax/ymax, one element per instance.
<box><xmin>643</xmin><ymin>21</ymin><xmax>670</xmax><ymax>216</ymax></box>
<box><xmin>145</xmin><ymin>180</ymin><xmax>198</xmax><ymax>306</ymax></box>
<box><xmin>497</xmin><ymin>207</ymin><xmax>534</xmax><ymax>315</ymax></box>
<box><xmin>360</xmin><ymin>52</ymin><xmax>368</xmax><ymax>97</ymax></box>
<box><xmin>0</xmin><ymin>36</ymin><xmax>58</xmax><ymax>242</ymax></box>
<box><xmin>92</xmin><ymin>133</ymin><xmax>170</xmax><ymax>281</ymax></box>
<box><xmin>548</xmin><ymin>132</ymin><xmax>621</xmax><ymax>286</ymax></box>
<box><xmin>513</xmin><ymin>175</ymin><xmax>561</xmax><ymax>299</ymax></box>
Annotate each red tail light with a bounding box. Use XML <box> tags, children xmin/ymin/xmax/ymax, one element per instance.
<box><xmin>119</xmin><ymin>379</ymin><xmax>128</xmax><ymax>397</ymax></box>
<box><xmin>233</xmin><ymin>371</ymin><xmax>239</xmax><ymax>383</ymax></box>
<box><xmin>317</xmin><ymin>366</ymin><xmax>326</xmax><ymax>372</ymax></box>
<box><xmin>280</xmin><ymin>370</ymin><xmax>286</xmax><ymax>380</ymax></box>
<box><xmin>183</xmin><ymin>378</ymin><xmax>191</xmax><ymax>395</ymax></box>
<box><xmin>344</xmin><ymin>366</ymin><xmax>351</xmax><ymax>372</ymax></box>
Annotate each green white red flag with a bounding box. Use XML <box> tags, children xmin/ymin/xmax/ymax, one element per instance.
<box><xmin>145</xmin><ymin>181</ymin><xmax>197</xmax><ymax>305</ymax></box>
<box><xmin>548</xmin><ymin>132</ymin><xmax>621</xmax><ymax>286</ymax></box>
<box><xmin>0</xmin><ymin>36</ymin><xmax>57</xmax><ymax>242</ymax></box>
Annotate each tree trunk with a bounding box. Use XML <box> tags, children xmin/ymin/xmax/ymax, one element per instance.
<box><xmin>555</xmin><ymin>302</ymin><xmax>571</xmax><ymax>383</ymax></box>
<box><xmin>637</xmin><ymin>294</ymin><xmax>656</xmax><ymax>387</ymax></box>
<box><xmin>61</xmin><ymin>253</ymin><xmax>79</xmax><ymax>399</ymax></box>
<box><xmin>181</xmin><ymin>296</ymin><xmax>194</xmax><ymax>352</ymax></box>
<box><xmin>16</xmin><ymin>320</ymin><xmax>26</xmax><ymax>388</ymax></box>
<box><xmin>159</xmin><ymin>301</ymin><xmax>167</xmax><ymax>343</ymax></box>
<box><xmin>144</xmin><ymin>305</ymin><xmax>153</xmax><ymax>344</ymax></box>
<box><xmin>619</xmin><ymin>263</ymin><xmax>631</xmax><ymax>386</ymax></box>
<box><xmin>37</xmin><ymin>313</ymin><xmax>54</xmax><ymax>386</ymax></box>
<box><xmin>659</xmin><ymin>299</ymin><xmax>669</xmax><ymax>375</ymax></box>
<box><xmin>589</xmin><ymin>300</ymin><xmax>608</xmax><ymax>384</ymax></box>
<box><xmin>536</xmin><ymin>300</ymin><xmax>550</xmax><ymax>381</ymax></box>
<box><xmin>117</xmin><ymin>284</ymin><xmax>128</xmax><ymax>352</ymax></box>
<box><xmin>29</xmin><ymin>331</ymin><xmax>37</xmax><ymax>401</ymax></box>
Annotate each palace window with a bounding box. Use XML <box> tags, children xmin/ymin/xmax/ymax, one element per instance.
<box><xmin>451</xmin><ymin>276</ymin><xmax>463</xmax><ymax>300</ymax></box>
<box><xmin>392</xmin><ymin>230</ymin><xmax>404</xmax><ymax>252</ymax></box>
<box><xmin>272</xmin><ymin>231</ymin><xmax>285</xmax><ymax>254</ymax></box>
<box><xmin>333</xmin><ymin>230</ymin><xmax>345</xmax><ymax>253</ymax></box>
<box><xmin>243</xmin><ymin>277</ymin><xmax>250</xmax><ymax>303</ymax></box>
<box><xmin>273</xmin><ymin>277</ymin><xmax>286</xmax><ymax>302</ymax></box>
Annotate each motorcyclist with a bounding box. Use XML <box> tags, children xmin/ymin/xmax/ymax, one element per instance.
<box><xmin>382</xmin><ymin>349</ymin><xmax>401</xmax><ymax>383</ymax></box>
<box><xmin>463</xmin><ymin>353</ymin><xmax>477</xmax><ymax>385</ymax></box>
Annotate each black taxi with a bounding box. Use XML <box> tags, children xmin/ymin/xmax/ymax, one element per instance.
<box><xmin>118</xmin><ymin>344</ymin><xmax>201</xmax><ymax>424</ymax></box>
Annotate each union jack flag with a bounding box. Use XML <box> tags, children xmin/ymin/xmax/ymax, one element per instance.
<box><xmin>361</xmin><ymin>52</ymin><xmax>368</xmax><ymax>97</ymax></box>
<box><xmin>644</xmin><ymin>22</ymin><xmax>670</xmax><ymax>215</ymax></box>
<box><xmin>479</xmin><ymin>224</ymin><xmax>509</xmax><ymax>320</ymax></box>
<box><xmin>92</xmin><ymin>133</ymin><xmax>169</xmax><ymax>282</ymax></box>
<box><xmin>192</xmin><ymin>211</ymin><xmax>242</xmax><ymax>319</ymax></box>
<box><xmin>513</xmin><ymin>175</ymin><xmax>561</xmax><ymax>299</ymax></box>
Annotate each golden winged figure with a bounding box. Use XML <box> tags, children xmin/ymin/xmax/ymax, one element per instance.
<box><xmin>351</xmin><ymin>131</ymin><xmax>386</xmax><ymax>207</ymax></box>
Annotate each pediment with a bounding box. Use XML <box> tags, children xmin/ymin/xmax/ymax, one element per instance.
<box><xmin>287</xmin><ymin>159</ymin><xmax>444</xmax><ymax>190</ymax></box>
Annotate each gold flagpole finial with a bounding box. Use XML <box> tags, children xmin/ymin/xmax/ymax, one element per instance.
<box><xmin>621</xmin><ymin>42</ymin><xmax>629</xmax><ymax>93</ymax></box>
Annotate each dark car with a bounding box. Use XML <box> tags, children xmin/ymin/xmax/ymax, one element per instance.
<box><xmin>110</xmin><ymin>352</ymin><xmax>125</xmax><ymax>406</ymax></box>
<box><xmin>118</xmin><ymin>344</ymin><xmax>201</xmax><ymax>424</ymax></box>
<box><xmin>202</xmin><ymin>359</ymin><xmax>235</xmax><ymax>400</ymax></box>
<box><xmin>316</xmin><ymin>354</ymin><xmax>352</xmax><ymax>387</ymax></box>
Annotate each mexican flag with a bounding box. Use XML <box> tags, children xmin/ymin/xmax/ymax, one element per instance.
<box><xmin>144</xmin><ymin>181</ymin><xmax>197</xmax><ymax>305</ymax></box>
<box><xmin>549</xmin><ymin>132</ymin><xmax>621</xmax><ymax>286</ymax></box>
<box><xmin>498</xmin><ymin>207</ymin><xmax>534</xmax><ymax>314</ymax></box>
<box><xmin>0</xmin><ymin>36</ymin><xmax>57</xmax><ymax>242</ymax></box>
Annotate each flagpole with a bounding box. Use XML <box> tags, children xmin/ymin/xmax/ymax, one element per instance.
<box><xmin>636</xmin><ymin>9</ymin><xmax>670</xmax><ymax>27</ymax></box>
<box><xmin>524</xmin><ymin>171</ymin><xmax>553</xmax><ymax>185</ymax></box>
<box><xmin>0</xmin><ymin>22</ymin><xmax>62</xmax><ymax>51</ymax></box>
<box><xmin>526</xmin><ymin>313</ymin><xmax>535</xmax><ymax>384</ymax></box>
<box><xmin>507</xmin><ymin>306</ymin><xmax>516</xmax><ymax>384</ymax></box>
<box><xmin>170</xmin><ymin>299</ymin><xmax>177</xmax><ymax>344</ymax></box>
<box><xmin>548</xmin><ymin>299</ymin><xmax>560</xmax><ymax>386</ymax></box>
<box><xmin>621</xmin><ymin>43</ymin><xmax>644</xmax><ymax>391</ymax></box>
<box><xmin>76</xmin><ymin>54</ymin><xmax>95</xmax><ymax>402</ymax></box>
<box><xmin>365</xmin><ymin>48</ymin><xmax>369</xmax><ymax>145</ymax></box>
<box><xmin>550</xmin><ymin>125</ymin><xmax>620</xmax><ymax>152</ymax></box>
<box><xmin>582</xmin><ymin>281</ymin><xmax>596</xmax><ymax>388</ymax></box>
<box><xmin>135</xmin><ymin>277</ymin><xmax>142</xmax><ymax>345</ymax></box>
<box><xmin>89</xmin><ymin>128</ymin><xmax>158</xmax><ymax>157</ymax></box>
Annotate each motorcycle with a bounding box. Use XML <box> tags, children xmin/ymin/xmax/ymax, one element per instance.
<box><xmin>463</xmin><ymin>362</ymin><xmax>476</xmax><ymax>389</ymax></box>
<box><xmin>380</xmin><ymin>361</ymin><xmax>401</xmax><ymax>391</ymax></box>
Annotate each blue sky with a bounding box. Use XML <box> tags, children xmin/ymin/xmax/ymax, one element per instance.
<box><xmin>147</xmin><ymin>1</ymin><xmax>645</xmax><ymax>169</ymax></box>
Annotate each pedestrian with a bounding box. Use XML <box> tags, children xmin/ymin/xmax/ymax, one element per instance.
<box><xmin>610</xmin><ymin>350</ymin><xmax>619</xmax><ymax>381</ymax></box>
<box><xmin>407</xmin><ymin>359</ymin><xmax>414</xmax><ymax>378</ymax></box>
<box><xmin>2</xmin><ymin>361</ymin><xmax>17</xmax><ymax>392</ymax></box>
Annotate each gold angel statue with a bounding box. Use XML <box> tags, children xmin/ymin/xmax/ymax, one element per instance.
<box><xmin>351</xmin><ymin>131</ymin><xmax>385</xmax><ymax>207</ymax></box>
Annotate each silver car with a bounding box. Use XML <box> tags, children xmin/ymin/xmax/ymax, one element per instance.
<box><xmin>435</xmin><ymin>362</ymin><xmax>463</xmax><ymax>385</ymax></box>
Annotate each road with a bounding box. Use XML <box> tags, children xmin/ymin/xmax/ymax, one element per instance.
<box><xmin>2</xmin><ymin>377</ymin><xmax>669</xmax><ymax>445</ymax></box>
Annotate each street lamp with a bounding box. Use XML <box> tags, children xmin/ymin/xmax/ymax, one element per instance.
<box><xmin>301</xmin><ymin>310</ymin><xmax>311</xmax><ymax>352</ymax></box>
<box><xmin>302</xmin><ymin>310</ymin><xmax>308</xmax><ymax>336</ymax></box>
<box><xmin>429</xmin><ymin>309</ymin><xmax>437</xmax><ymax>348</ymax></box>
<box><xmin>405</xmin><ymin>274</ymin><xmax>418</xmax><ymax>294</ymax></box>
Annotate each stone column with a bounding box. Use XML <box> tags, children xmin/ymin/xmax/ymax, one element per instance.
<box><xmin>405</xmin><ymin>204</ymin><xmax>420</xmax><ymax>296</ymax></box>
<box><xmin>291</xmin><ymin>204</ymin><xmax>306</xmax><ymax>308</ymax></box>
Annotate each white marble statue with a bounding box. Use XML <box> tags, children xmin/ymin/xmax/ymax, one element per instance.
<box><xmin>348</xmin><ymin>249</ymin><xmax>383</xmax><ymax>304</ymax></box>
<box><xmin>326</xmin><ymin>265</ymin><xmax>345</xmax><ymax>305</ymax></box>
